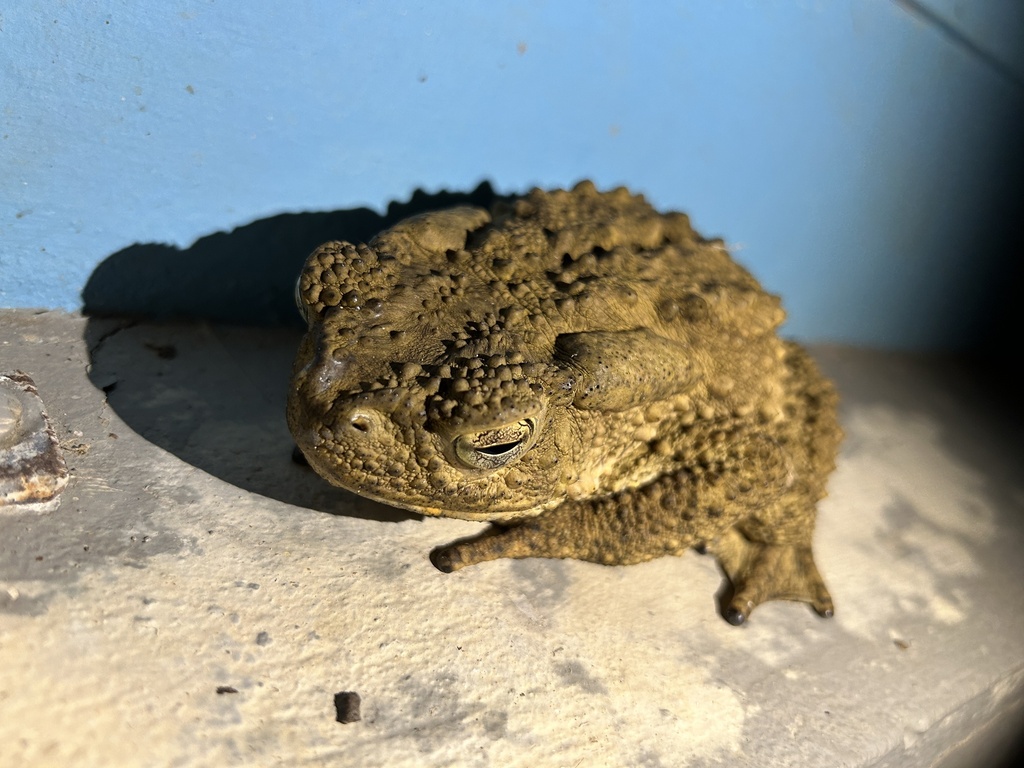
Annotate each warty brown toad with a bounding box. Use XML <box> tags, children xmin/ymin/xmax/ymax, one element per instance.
<box><xmin>287</xmin><ymin>181</ymin><xmax>842</xmax><ymax>625</ymax></box>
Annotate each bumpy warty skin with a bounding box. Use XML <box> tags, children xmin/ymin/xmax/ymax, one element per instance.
<box><xmin>287</xmin><ymin>181</ymin><xmax>842</xmax><ymax>625</ymax></box>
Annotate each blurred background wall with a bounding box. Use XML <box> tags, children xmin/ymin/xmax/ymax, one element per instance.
<box><xmin>2</xmin><ymin>0</ymin><xmax>1022</xmax><ymax>349</ymax></box>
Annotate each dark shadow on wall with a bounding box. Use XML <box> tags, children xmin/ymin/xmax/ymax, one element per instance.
<box><xmin>82</xmin><ymin>181</ymin><xmax>503</xmax><ymax>326</ymax></box>
<box><xmin>80</xmin><ymin>183</ymin><xmax>503</xmax><ymax>522</ymax></box>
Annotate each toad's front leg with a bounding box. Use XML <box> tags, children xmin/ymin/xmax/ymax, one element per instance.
<box><xmin>430</xmin><ymin>485</ymin><xmax>698</xmax><ymax>573</ymax></box>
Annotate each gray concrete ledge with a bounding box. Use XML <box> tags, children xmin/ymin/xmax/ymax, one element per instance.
<box><xmin>1</xmin><ymin>310</ymin><xmax>1022</xmax><ymax>767</ymax></box>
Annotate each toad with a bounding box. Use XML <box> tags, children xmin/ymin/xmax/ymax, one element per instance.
<box><xmin>287</xmin><ymin>181</ymin><xmax>841</xmax><ymax>625</ymax></box>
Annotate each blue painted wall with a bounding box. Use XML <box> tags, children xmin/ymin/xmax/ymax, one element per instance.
<box><xmin>2</xmin><ymin>1</ymin><xmax>1022</xmax><ymax>348</ymax></box>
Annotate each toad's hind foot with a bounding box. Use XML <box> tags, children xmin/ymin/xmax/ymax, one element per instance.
<box><xmin>710</xmin><ymin>526</ymin><xmax>834</xmax><ymax>626</ymax></box>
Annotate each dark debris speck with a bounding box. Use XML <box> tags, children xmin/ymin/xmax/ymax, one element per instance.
<box><xmin>334</xmin><ymin>691</ymin><xmax>361</xmax><ymax>723</ymax></box>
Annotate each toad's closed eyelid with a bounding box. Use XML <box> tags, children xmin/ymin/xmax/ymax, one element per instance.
<box><xmin>452</xmin><ymin>419</ymin><xmax>538</xmax><ymax>471</ymax></box>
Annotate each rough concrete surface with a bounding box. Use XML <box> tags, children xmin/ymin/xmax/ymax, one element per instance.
<box><xmin>1</xmin><ymin>309</ymin><xmax>1022</xmax><ymax>767</ymax></box>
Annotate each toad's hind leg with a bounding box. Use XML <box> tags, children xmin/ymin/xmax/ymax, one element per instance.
<box><xmin>710</xmin><ymin>525</ymin><xmax>834</xmax><ymax>626</ymax></box>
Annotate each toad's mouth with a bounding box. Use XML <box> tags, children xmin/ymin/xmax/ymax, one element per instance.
<box><xmin>294</xmin><ymin>433</ymin><xmax>546</xmax><ymax>523</ymax></box>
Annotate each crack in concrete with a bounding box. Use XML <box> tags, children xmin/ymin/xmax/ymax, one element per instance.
<box><xmin>85</xmin><ymin>318</ymin><xmax>138</xmax><ymax>359</ymax></box>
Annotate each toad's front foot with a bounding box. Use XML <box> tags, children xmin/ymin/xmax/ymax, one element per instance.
<box><xmin>710</xmin><ymin>526</ymin><xmax>834</xmax><ymax>626</ymax></box>
<box><xmin>430</xmin><ymin>523</ymin><xmax>539</xmax><ymax>572</ymax></box>
<box><xmin>429</xmin><ymin>543</ymin><xmax>471</xmax><ymax>573</ymax></box>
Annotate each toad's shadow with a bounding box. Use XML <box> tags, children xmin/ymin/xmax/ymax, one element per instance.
<box><xmin>83</xmin><ymin>182</ymin><xmax>500</xmax><ymax>326</ymax></box>
<box><xmin>83</xmin><ymin>183</ymin><xmax>501</xmax><ymax>522</ymax></box>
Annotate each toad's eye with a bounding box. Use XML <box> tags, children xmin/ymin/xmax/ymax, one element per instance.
<box><xmin>453</xmin><ymin>418</ymin><xmax>538</xmax><ymax>470</ymax></box>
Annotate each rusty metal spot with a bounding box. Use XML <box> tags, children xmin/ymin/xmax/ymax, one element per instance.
<box><xmin>1</xmin><ymin>371</ymin><xmax>69</xmax><ymax>514</ymax></box>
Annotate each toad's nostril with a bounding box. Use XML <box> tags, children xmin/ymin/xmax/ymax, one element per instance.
<box><xmin>348</xmin><ymin>410</ymin><xmax>377</xmax><ymax>435</ymax></box>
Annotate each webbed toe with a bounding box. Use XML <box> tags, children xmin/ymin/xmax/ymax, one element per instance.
<box><xmin>710</xmin><ymin>526</ymin><xmax>834</xmax><ymax>625</ymax></box>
